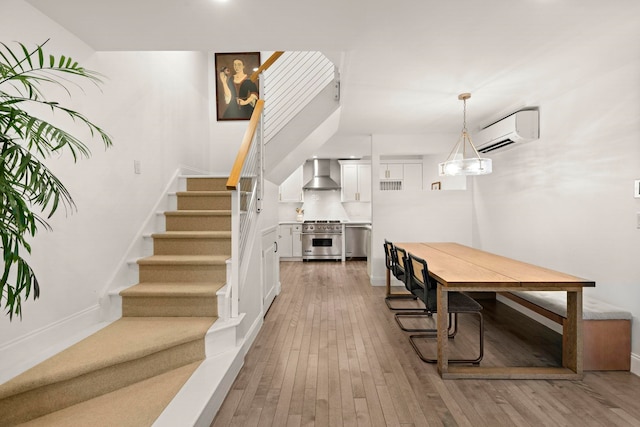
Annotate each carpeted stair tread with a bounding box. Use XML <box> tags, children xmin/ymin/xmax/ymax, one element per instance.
<box><xmin>151</xmin><ymin>231</ymin><xmax>231</xmax><ymax>239</ymax></box>
<box><xmin>176</xmin><ymin>190</ymin><xmax>230</xmax><ymax>196</ymax></box>
<box><xmin>19</xmin><ymin>361</ymin><xmax>202</xmax><ymax>427</ymax></box>
<box><xmin>137</xmin><ymin>255</ymin><xmax>229</xmax><ymax>265</ymax></box>
<box><xmin>0</xmin><ymin>317</ymin><xmax>215</xmax><ymax>399</ymax></box>
<box><xmin>164</xmin><ymin>210</ymin><xmax>231</xmax><ymax>216</ymax></box>
<box><xmin>185</xmin><ymin>177</ymin><xmax>229</xmax><ymax>192</ymax></box>
<box><xmin>121</xmin><ymin>282</ymin><xmax>225</xmax><ymax>297</ymax></box>
<box><xmin>0</xmin><ymin>175</ymin><xmax>236</xmax><ymax>424</ymax></box>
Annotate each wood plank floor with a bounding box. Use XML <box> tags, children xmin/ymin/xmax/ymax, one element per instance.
<box><xmin>212</xmin><ymin>261</ymin><xmax>640</xmax><ymax>427</ymax></box>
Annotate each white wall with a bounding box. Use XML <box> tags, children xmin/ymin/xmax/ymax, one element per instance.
<box><xmin>369</xmin><ymin>134</ymin><xmax>473</xmax><ymax>285</ymax></box>
<box><xmin>472</xmin><ymin>59</ymin><xmax>640</xmax><ymax>357</ymax></box>
<box><xmin>0</xmin><ymin>1</ymin><xmax>211</xmax><ymax>346</ymax></box>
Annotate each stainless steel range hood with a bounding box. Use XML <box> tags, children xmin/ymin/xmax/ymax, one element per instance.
<box><xmin>302</xmin><ymin>159</ymin><xmax>341</xmax><ymax>190</ymax></box>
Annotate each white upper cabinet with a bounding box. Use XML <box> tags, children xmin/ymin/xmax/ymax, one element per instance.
<box><xmin>379</xmin><ymin>163</ymin><xmax>403</xmax><ymax>180</ymax></box>
<box><xmin>279</xmin><ymin>166</ymin><xmax>304</xmax><ymax>202</ymax></box>
<box><xmin>377</xmin><ymin>159</ymin><xmax>423</xmax><ymax>192</ymax></box>
<box><xmin>340</xmin><ymin>161</ymin><xmax>371</xmax><ymax>202</ymax></box>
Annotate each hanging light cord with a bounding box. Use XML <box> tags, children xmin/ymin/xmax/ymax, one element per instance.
<box><xmin>462</xmin><ymin>95</ymin><xmax>483</xmax><ymax>158</ymax></box>
<box><xmin>438</xmin><ymin>92</ymin><xmax>493</xmax><ymax>176</ymax></box>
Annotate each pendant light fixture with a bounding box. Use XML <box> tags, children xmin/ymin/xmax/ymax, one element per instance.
<box><xmin>438</xmin><ymin>93</ymin><xmax>492</xmax><ymax>176</ymax></box>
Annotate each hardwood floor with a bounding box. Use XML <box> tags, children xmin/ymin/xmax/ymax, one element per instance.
<box><xmin>212</xmin><ymin>261</ymin><xmax>640</xmax><ymax>427</ymax></box>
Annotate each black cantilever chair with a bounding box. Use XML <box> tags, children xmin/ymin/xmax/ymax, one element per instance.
<box><xmin>393</xmin><ymin>246</ymin><xmax>445</xmax><ymax>333</ymax></box>
<box><xmin>404</xmin><ymin>252</ymin><xmax>484</xmax><ymax>364</ymax></box>
<box><xmin>383</xmin><ymin>239</ymin><xmax>417</xmax><ymax>311</ymax></box>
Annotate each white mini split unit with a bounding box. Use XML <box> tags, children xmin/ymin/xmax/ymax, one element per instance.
<box><xmin>475</xmin><ymin>109</ymin><xmax>539</xmax><ymax>154</ymax></box>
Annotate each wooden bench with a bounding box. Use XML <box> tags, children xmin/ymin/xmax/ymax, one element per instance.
<box><xmin>501</xmin><ymin>291</ymin><xmax>632</xmax><ymax>371</ymax></box>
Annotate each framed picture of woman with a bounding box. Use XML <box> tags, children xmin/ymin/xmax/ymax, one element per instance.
<box><xmin>215</xmin><ymin>52</ymin><xmax>261</xmax><ymax>121</ymax></box>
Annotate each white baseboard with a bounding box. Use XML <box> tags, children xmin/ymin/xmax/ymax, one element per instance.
<box><xmin>99</xmin><ymin>169</ymin><xmax>184</xmax><ymax>306</ymax></box>
<box><xmin>153</xmin><ymin>346</ymin><xmax>245</xmax><ymax>427</ymax></box>
<box><xmin>242</xmin><ymin>312</ymin><xmax>264</xmax><ymax>357</ymax></box>
<box><xmin>0</xmin><ymin>305</ymin><xmax>109</xmax><ymax>383</ymax></box>
<box><xmin>631</xmin><ymin>353</ymin><xmax>640</xmax><ymax>377</ymax></box>
<box><xmin>205</xmin><ymin>314</ymin><xmax>244</xmax><ymax>357</ymax></box>
<box><xmin>155</xmin><ymin>311</ymin><xmax>265</xmax><ymax>427</ymax></box>
<box><xmin>370</xmin><ymin>274</ymin><xmax>405</xmax><ymax>287</ymax></box>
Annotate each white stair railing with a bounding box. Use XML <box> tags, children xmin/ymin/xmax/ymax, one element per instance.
<box><xmin>228</xmin><ymin>51</ymin><xmax>337</xmax><ymax>319</ymax></box>
<box><xmin>262</xmin><ymin>51</ymin><xmax>337</xmax><ymax>143</ymax></box>
<box><xmin>227</xmin><ymin>100</ymin><xmax>264</xmax><ymax>318</ymax></box>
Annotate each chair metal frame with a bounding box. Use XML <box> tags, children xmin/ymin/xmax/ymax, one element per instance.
<box><xmin>393</xmin><ymin>246</ymin><xmax>456</xmax><ymax>333</ymax></box>
<box><xmin>383</xmin><ymin>240</ymin><xmax>418</xmax><ymax>311</ymax></box>
<box><xmin>404</xmin><ymin>252</ymin><xmax>484</xmax><ymax>364</ymax></box>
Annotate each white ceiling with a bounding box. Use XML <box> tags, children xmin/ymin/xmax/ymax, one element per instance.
<box><xmin>25</xmin><ymin>0</ymin><xmax>640</xmax><ymax>155</ymax></box>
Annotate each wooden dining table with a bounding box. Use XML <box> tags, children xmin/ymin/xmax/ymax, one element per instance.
<box><xmin>394</xmin><ymin>242</ymin><xmax>595</xmax><ymax>380</ymax></box>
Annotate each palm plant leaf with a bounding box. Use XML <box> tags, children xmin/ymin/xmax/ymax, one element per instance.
<box><xmin>0</xmin><ymin>40</ymin><xmax>112</xmax><ymax>319</ymax></box>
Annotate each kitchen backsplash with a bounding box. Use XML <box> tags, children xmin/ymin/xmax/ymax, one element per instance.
<box><xmin>278</xmin><ymin>191</ymin><xmax>371</xmax><ymax>222</ymax></box>
<box><xmin>342</xmin><ymin>201</ymin><xmax>372</xmax><ymax>222</ymax></box>
<box><xmin>301</xmin><ymin>190</ymin><xmax>349</xmax><ymax>221</ymax></box>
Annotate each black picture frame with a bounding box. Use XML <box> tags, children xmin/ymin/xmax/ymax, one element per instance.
<box><xmin>215</xmin><ymin>52</ymin><xmax>261</xmax><ymax>121</ymax></box>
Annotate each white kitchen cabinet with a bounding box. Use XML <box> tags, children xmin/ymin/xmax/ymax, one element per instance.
<box><xmin>278</xmin><ymin>224</ymin><xmax>302</xmax><ymax>259</ymax></box>
<box><xmin>377</xmin><ymin>160</ymin><xmax>423</xmax><ymax>192</ymax></box>
<box><xmin>279</xmin><ymin>166</ymin><xmax>304</xmax><ymax>202</ymax></box>
<box><xmin>379</xmin><ymin>163</ymin><xmax>403</xmax><ymax>180</ymax></box>
<box><xmin>278</xmin><ymin>225</ymin><xmax>293</xmax><ymax>257</ymax></box>
<box><xmin>402</xmin><ymin>163</ymin><xmax>423</xmax><ymax>191</ymax></box>
<box><xmin>340</xmin><ymin>161</ymin><xmax>371</xmax><ymax>202</ymax></box>
<box><xmin>291</xmin><ymin>224</ymin><xmax>302</xmax><ymax>257</ymax></box>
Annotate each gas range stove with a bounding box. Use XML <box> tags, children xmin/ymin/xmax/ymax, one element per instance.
<box><xmin>301</xmin><ymin>220</ymin><xmax>343</xmax><ymax>260</ymax></box>
<box><xmin>302</xmin><ymin>220</ymin><xmax>343</xmax><ymax>234</ymax></box>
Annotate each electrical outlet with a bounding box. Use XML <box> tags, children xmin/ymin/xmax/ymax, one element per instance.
<box><xmin>134</xmin><ymin>160</ymin><xmax>141</xmax><ymax>174</ymax></box>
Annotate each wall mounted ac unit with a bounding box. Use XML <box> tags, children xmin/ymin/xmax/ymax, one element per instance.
<box><xmin>475</xmin><ymin>110</ymin><xmax>539</xmax><ymax>154</ymax></box>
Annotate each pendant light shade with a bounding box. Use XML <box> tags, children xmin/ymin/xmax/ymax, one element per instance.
<box><xmin>438</xmin><ymin>93</ymin><xmax>492</xmax><ymax>177</ymax></box>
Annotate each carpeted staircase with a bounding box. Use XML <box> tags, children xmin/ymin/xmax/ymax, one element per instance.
<box><xmin>0</xmin><ymin>177</ymin><xmax>232</xmax><ymax>426</ymax></box>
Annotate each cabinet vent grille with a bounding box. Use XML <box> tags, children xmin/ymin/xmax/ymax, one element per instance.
<box><xmin>380</xmin><ymin>180</ymin><xmax>402</xmax><ymax>191</ymax></box>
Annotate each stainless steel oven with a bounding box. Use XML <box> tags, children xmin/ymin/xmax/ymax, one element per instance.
<box><xmin>301</xmin><ymin>220</ymin><xmax>343</xmax><ymax>261</ymax></box>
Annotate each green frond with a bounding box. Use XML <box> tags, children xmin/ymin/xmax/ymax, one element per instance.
<box><xmin>0</xmin><ymin>39</ymin><xmax>111</xmax><ymax>319</ymax></box>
